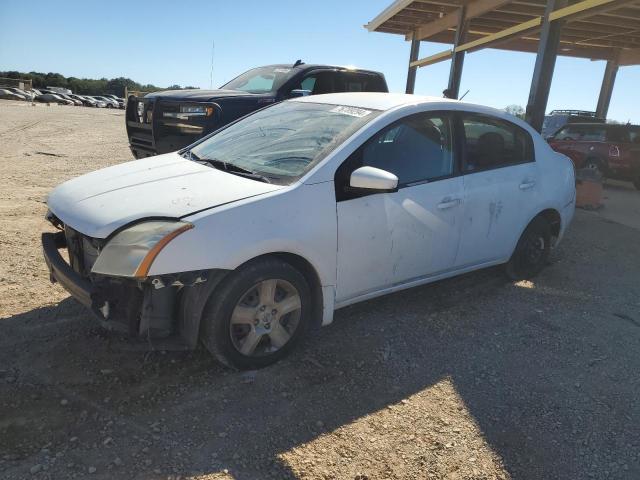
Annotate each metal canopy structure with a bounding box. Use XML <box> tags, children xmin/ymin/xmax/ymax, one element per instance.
<box><xmin>365</xmin><ymin>0</ymin><xmax>640</xmax><ymax>130</ymax></box>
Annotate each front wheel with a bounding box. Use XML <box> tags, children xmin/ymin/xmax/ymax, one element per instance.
<box><xmin>200</xmin><ymin>258</ymin><xmax>311</xmax><ymax>370</ymax></box>
<box><xmin>505</xmin><ymin>216</ymin><xmax>551</xmax><ymax>280</ymax></box>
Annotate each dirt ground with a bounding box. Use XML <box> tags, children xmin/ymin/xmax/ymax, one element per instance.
<box><xmin>1</xmin><ymin>100</ymin><xmax>639</xmax><ymax>480</ymax></box>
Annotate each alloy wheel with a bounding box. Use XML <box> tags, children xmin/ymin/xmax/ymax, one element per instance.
<box><xmin>229</xmin><ymin>279</ymin><xmax>302</xmax><ymax>357</ymax></box>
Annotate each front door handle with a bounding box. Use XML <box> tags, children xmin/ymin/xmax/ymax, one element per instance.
<box><xmin>519</xmin><ymin>181</ymin><xmax>536</xmax><ymax>190</ymax></box>
<box><xmin>437</xmin><ymin>198</ymin><xmax>461</xmax><ymax>210</ymax></box>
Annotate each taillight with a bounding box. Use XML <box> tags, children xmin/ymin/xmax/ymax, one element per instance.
<box><xmin>609</xmin><ymin>145</ymin><xmax>620</xmax><ymax>157</ymax></box>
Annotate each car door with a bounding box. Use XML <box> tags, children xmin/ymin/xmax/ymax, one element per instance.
<box><xmin>334</xmin><ymin>112</ymin><xmax>464</xmax><ymax>303</ymax></box>
<box><xmin>455</xmin><ymin>112</ymin><xmax>539</xmax><ymax>268</ymax></box>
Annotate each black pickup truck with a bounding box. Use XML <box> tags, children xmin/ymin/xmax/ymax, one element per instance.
<box><xmin>126</xmin><ymin>61</ymin><xmax>388</xmax><ymax>158</ymax></box>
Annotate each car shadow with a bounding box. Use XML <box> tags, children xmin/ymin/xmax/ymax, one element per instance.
<box><xmin>2</xmin><ymin>222</ymin><xmax>640</xmax><ymax>479</ymax></box>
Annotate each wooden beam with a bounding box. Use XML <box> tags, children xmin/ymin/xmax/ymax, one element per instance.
<box><xmin>549</xmin><ymin>0</ymin><xmax>618</xmax><ymax>21</ymax></box>
<box><xmin>365</xmin><ymin>0</ymin><xmax>414</xmax><ymax>32</ymax></box>
<box><xmin>412</xmin><ymin>0</ymin><xmax>512</xmax><ymax>41</ymax></box>
<box><xmin>410</xmin><ymin>49</ymin><xmax>454</xmax><ymax>68</ymax></box>
<box><xmin>455</xmin><ymin>17</ymin><xmax>542</xmax><ymax>52</ymax></box>
<box><xmin>618</xmin><ymin>47</ymin><xmax>640</xmax><ymax>65</ymax></box>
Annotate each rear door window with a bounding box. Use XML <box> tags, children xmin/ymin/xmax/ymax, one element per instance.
<box><xmin>580</xmin><ymin>126</ymin><xmax>606</xmax><ymax>141</ymax></box>
<box><xmin>606</xmin><ymin>128</ymin><xmax>630</xmax><ymax>143</ymax></box>
<box><xmin>338</xmin><ymin>72</ymin><xmax>387</xmax><ymax>92</ymax></box>
<box><xmin>553</xmin><ymin>125</ymin><xmax>605</xmax><ymax>141</ymax></box>
<box><xmin>461</xmin><ymin>114</ymin><xmax>534</xmax><ymax>172</ymax></box>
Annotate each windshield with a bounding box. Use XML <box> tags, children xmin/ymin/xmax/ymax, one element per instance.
<box><xmin>190</xmin><ymin>101</ymin><xmax>380</xmax><ymax>184</ymax></box>
<box><xmin>221</xmin><ymin>66</ymin><xmax>295</xmax><ymax>94</ymax></box>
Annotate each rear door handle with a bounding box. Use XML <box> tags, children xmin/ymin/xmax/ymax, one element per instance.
<box><xmin>519</xmin><ymin>181</ymin><xmax>536</xmax><ymax>190</ymax></box>
<box><xmin>437</xmin><ymin>198</ymin><xmax>461</xmax><ymax>210</ymax></box>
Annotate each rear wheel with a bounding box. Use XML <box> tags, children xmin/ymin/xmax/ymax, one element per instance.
<box><xmin>505</xmin><ymin>216</ymin><xmax>551</xmax><ymax>280</ymax></box>
<box><xmin>200</xmin><ymin>258</ymin><xmax>311</xmax><ymax>370</ymax></box>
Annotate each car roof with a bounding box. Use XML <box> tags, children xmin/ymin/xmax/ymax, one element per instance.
<box><xmin>291</xmin><ymin>92</ymin><xmax>540</xmax><ymax>136</ymax></box>
<box><xmin>259</xmin><ymin>63</ymin><xmax>384</xmax><ymax>76</ymax></box>
<box><xmin>292</xmin><ymin>92</ymin><xmax>458</xmax><ymax>111</ymax></box>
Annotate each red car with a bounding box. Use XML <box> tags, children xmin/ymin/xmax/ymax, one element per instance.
<box><xmin>548</xmin><ymin>123</ymin><xmax>640</xmax><ymax>189</ymax></box>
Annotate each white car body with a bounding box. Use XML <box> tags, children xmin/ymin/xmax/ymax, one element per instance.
<box><xmin>44</xmin><ymin>93</ymin><xmax>575</xmax><ymax>357</ymax></box>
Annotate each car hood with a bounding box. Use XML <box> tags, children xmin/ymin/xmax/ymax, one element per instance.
<box><xmin>47</xmin><ymin>153</ymin><xmax>283</xmax><ymax>238</ymax></box>
<box><xmin>144</xmin><ymin>89</ymin><xmax>266</xmax><ymax>101</ymax></box>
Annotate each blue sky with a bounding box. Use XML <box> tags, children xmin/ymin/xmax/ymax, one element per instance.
<box><xmin>1</xmin><ymin>0</ymin><xmax>638</xmax><ymax>122</ymax></box>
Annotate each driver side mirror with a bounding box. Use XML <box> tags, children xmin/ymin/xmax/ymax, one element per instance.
<box><xmin>289</xmin><ymin>89</ymin><xmax>311</xmax><ymax>98</ymax></box>
<box><xmin>349</xmin><ymin>166</ymin><xmax>398</xmax><ymax>193</ymax></box>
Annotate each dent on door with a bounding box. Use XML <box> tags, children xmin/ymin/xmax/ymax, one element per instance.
<box><xmin>336</xmin><ymin>177</ymin><xmax>464</xmax><ymax>304</ymax></box>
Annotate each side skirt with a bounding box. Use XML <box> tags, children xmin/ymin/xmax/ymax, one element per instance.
<box><xmin>334</xmin><ymin>259</ymin><xmax>507</xmax><ymax>310</ymax></box>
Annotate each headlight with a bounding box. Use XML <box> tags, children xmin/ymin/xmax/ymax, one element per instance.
<box><xmin>91</xmin><ymin>221</ymin><xmax>193</xmax><ymax>278</ymax></box>
<box><xmin>180</xmin><ymin>105</ymin><xmax>206</xmax><ymax>114</ymax></box>
<box><xmin>164</xmin><ymin>105</ymin><xmax>215</xmax><ymax>118</ymax></box>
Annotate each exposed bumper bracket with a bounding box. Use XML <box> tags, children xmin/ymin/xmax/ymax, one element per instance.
<box><xmin>42</xmin><ymin>231</ymin><xmax>93</xmax><ymax>308</ymax></box>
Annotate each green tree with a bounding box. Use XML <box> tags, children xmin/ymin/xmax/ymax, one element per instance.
<box><xmin>505</xmin><ymin>104</ymin><xmax>526</xmax><ymax>119</ymax></box>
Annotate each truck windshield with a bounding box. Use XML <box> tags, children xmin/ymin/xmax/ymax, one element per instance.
<box><xmin>221</xmin><ymin>66</ymin><xmax>295</xmax><ymax>94</ymax></box>
<box><xmin>189</xmin><ymin>101</ymin><xmax>380</xmax><ymax>184</ymax></box>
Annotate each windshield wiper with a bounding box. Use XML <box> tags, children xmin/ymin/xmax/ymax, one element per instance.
<box><xmin>181</xmin><ymin>150</ymin><xmax>201</xmax><ymax>161</ymax></box>
<box><xmin>196</xmin><ymin>157</ymin><xmax>272</xmax><ymax>184</ymax></box>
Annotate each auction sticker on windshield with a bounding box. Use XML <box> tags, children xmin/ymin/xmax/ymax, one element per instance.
<box><xmin>330</xmin><ymin>106</ymin><xmax>372</xmax><ymax>117</ymax></box>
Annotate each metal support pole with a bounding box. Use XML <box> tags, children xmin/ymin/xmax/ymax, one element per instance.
<box><xmin>446</xmin><ymin>7</ymin><xmax>467</xmax><ymax>99</ymax></box>
<box><xmin>595</xmin><ymin>59</ymin><xmax>618</xmax><ymax>119</ymax></box>
<box><xmin>524</xmin><ymin>0</ymin><xmax>568</xmax><ymax>132</ymax></box>
<box><xmin>406</xmin><ymin>38</ymin><xmax>420</xmax><ymax>94</ymax></box>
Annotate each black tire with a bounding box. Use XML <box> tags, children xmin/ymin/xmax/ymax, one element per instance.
<box><xmin>200</xmin><ymin>258</ymin><xmax>312</xmax><ymax>370</ymax></box>
<box><xmin>505</xmin><ymin>216</ymin><xmax>551</xmax><ymax>280</ymax></box>
<box><xmin>633</xmin><ymin>175</ymin><xmax>640</xmax><ymax>190</ymax></box>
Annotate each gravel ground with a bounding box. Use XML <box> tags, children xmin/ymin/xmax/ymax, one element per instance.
<box><xmin>1</xmin><ymin>100</ymin><xmax>639</xmax><ymax>480</ymax></box>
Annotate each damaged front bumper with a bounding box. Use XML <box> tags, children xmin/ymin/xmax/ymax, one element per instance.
<box><xmin>42</xmin><ymin>230</ymin><xmax>141</xmax><ymax>334</ymax></box>
<box><xmin>42</xmin><ymin>230</ymin><xmax>227</xmax><ymax>346</ymax></box>
<box><xmin>42</xmin><ymin>231</ymin><xmax>93</xmax><ymax>308</ymax></box>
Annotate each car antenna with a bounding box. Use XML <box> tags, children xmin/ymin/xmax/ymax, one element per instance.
<box><xmin>459</xmin><ymin>89</ymin><xmax>470</xmax><ymax>101</ymax></box>
<box><xmin>293</xmin><ymin>59</ymin><xmax>304</xmax><ymax>67</ymax></box>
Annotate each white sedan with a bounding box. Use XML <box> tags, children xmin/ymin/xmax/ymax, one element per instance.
<box><xmin>43</xmin><ymin>93</ymin><xmax>575</xmax><ymax>369</ymax></box>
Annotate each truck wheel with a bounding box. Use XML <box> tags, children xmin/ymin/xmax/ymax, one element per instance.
<box><xmin>505</xmin><ymin>216</ymin><xmax>551</xmax><ymax>280</ymax></box>
<box><xmin>200</xmin><ymin>258</ymin><xmax>311</xmax><ymax>370</ymax></box>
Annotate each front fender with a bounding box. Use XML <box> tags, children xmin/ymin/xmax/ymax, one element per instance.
<box><xmin>147</xmin><ymin>183</ymin><xmax>338</xmax><ymax>289</ymax></box>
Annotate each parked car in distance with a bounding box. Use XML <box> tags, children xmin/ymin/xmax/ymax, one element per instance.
<box><xmin>126</xmin><ymin>61</ymin><xmax>389</xmax><ymax>158</ymax></box>
<box><xmin>548</xmin><ymin>122</ymin><xmax>640</xmax><ymax>189</ymax></box>
<box><xmin>0</xmin><ymin>88</ymin><xmax>28</xmax><ymax>100</ymax></box>
<box><xmin>5</xmin><ymin>87</ymin><xmax>34</xmax><ymax>100</ymax></box>
<box><xmin>93</xmin><ymin>95</ymin><xmax>119</xmax><ymax>108</ymax></box>
<box><xmin>68</xmin><ymin>94</ymin><xmax>96</xmax><ymax>107</ymax></box>
<box><xmin>101</xmin><ymin>94</ymin><xmax>125</xmax><ymax>108</ymax></box>
<box><xmin>541</xmin><ymin>110</ymin><xmax>604</xmax><ymax>139</ymax></box>
<box><xmin>35</xmin><ymin>93</ymin><xmax>74</xmax><ymax>105</ymax></box>
<box><xmin>43</xmin><ymin>93</ymin><xmax>575</xmax><ymax>369</ymax></box>
<box><xmin>88</xmin><ymin>96</ymin><xmax>108</xmax><ymax>108</ymax></box>
<box><xmin>39</xmin><ymin>90</ymin><xmax>80</xmax><ymax>105</ymax></box>
<box><xmin>58</xmin><ymin>93</ymin><xmax>82</xmax><ymax>106</ymax></box>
